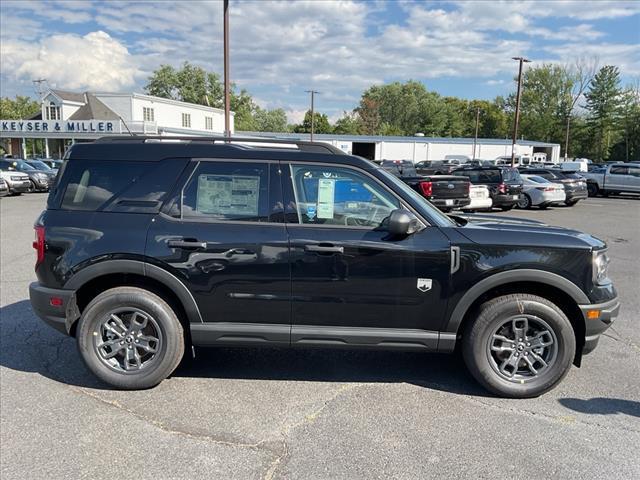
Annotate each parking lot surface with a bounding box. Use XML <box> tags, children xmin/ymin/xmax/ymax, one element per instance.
<box><xmin>1</xmin><ymin>193</ymin><xmax>639</xmax><ymax>479</ymax></box>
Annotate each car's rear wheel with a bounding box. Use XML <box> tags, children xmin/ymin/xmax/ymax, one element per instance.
<box><xmin>565</xmin><ymin>199</ymin><xmax>579</xmax><ymax>206</ymax></box>
<box><xmin>77</xmin><ymin>287</ymin><xmax>184</xmax><ymax>389</ymax></box>
<box><xmin>586</xmin><ymin>183</ymin><xmax>599</xmax><ymax>197</ymax></box>
<box><xmin>500</xmin><ymin>205</ymin><xmax>514</xmax><ymax>211</ymax></box>
<box><xmin>462</xmin><ymin>294</ymin><xmax>575</xmax><ymax>398</ymax></box>
<box><xmin>516</xmin><ymin>194</ymin><xmax>531</xmax><ymax>209</ymax></box>
<box><xmin>538</xmin><ymin>203</ymin><xmax>549</xmax><ymax>210</ymax></box>
<box><xmin>26</xmin><ymin>181</ymin><xmax>35</xmax><ymax>193</ymax></box>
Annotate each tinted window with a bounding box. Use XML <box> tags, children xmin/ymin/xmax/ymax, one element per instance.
<box><xmin>610</xmin><ymin>166</ymin><xmax>628</xmax><ymax>175</ymax></box>
<box><xmin>501</xmin><ymin>168</ymin><xmax>522</xmax><ymax>182</ymax></box>
<box><xmin>453</xmin><ymin>169</ymin><xmax>501</xmax><ymax>183</ymax></box>
<box><xmin>561</xmin><ymin>172</ymin><xmax>582</xmax><ymax>180</ymax></box>
<box><xmin>60</xmin><ymin>159</ymin><xmax>185</xmax><ymax>212</ymax></box>
<box><xmin>181</xmin><ymin>161</ymin><xmax>274</xmax><ymax>222</ymax></box>
<box><xmin>290</xmin><ymin>164</ymin><xmax>400</xmax><ymax>228</ymax></box>
<box><xmin>381</xmin><ymin>160</ymin><xmax>417</xmax><ymax>177</ymax></box>
<box><xmin>628</xmin><ymin>167</ymin><xmax>640</xmax><ymax>177</ymax></box>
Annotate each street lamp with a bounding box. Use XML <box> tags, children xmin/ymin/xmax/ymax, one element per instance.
<box><xmin>305</xmin><ymin>90</ymin><xmax>320</xmax><ymax>141</ymax></box>
<box><xmin>511</xmin><ymin>56</ymin><xmax>531</xmax><ymax>167</ymax></box>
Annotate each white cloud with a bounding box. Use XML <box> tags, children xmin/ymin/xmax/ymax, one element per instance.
<box><xmin>2</xmin><ymin>31</ymin><xmax>142</xmax><ymax>92</ymax></box>
<box><xmin>285</xmin><ymin>109</ymin><xmax>308</xmax><ymax>124</ymax></box>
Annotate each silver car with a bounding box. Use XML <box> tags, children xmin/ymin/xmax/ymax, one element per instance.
<box><xmin>517</xmin><ymin>175</ymin><xmax>566</xmax><ymax>209</ymax></box>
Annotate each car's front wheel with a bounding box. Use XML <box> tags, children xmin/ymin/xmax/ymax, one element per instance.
<box><xmin>462</xmin><ymin>294</ymin><xmax>575</xmax><ymax>398</ymax></box>
<box><xmin>76</xmin><ymin>287</ymin><xmax>184</xmax><ymax>389</ymax></box>
<box><xmin>516</xmin><ymin>194</ymin><xmax>531</xmax><ymax>209</ymax></box>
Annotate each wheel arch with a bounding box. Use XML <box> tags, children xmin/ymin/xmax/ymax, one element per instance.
<box><xmin>445</xmin><ymin>270</ymin><xmax>587</xmax><ymax>364</ymax></box>
<box><xmin>65</xmin><ymin>259</ymin><xmax>202</xmax><ymax>335</ymax></box>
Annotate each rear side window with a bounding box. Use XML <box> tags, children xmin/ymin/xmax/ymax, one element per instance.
<box><xmin>59</xmin><ymin>159</ymin><xmax>188</xmax><ymax>212</ymax></box>
<box><xmin>179</xmin><ymin>161</ymin><xmax>276</xmax><ymax>222</ymax></box>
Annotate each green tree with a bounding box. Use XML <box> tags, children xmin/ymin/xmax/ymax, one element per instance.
<box><xmin>355</xmin><ymin>97</ymin><xmax>380</xmax><ymax>135</ymax></box>
<box><xmin>293</xmin><ymin>110</ymin><xmax>332</xmax><ymax>134</ymax></box>
<box><xmin>584</xmin><ymin>65</ymin><xmax>622</xmax><ymax>160</ymax></box>
<box><xmin>332</xmin><ymin>111</ymin><xmax>361</xmax><ymax>135</ymax></box>
<box><xmin>253</xmin><ymin>107</ymin><xmax>289</xmax><ymax>132</ymax></box>
<box><xmin>610</xmin><ymin>84</ymin><xmax>640</xmax><ymax>162</ymax></box>
<box><xmin>0</xmin><ymin>96</ymin><xmax>40</xmax><ymax>119</ymax></box>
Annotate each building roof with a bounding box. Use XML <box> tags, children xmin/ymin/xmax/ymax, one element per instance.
<box><xmin>239</xmin><ymin>131</ymin><xmax>560</xmax><ymax>148</ymax></box>
<box><xmin>68</xmin><ymin>95</ymin><xmax>120</xmax><ymax>121</ymax></box>
<box><xmin>50</xmin><ymin>89</ymin><xmax>86</xmax><ymax>103</ymax></box>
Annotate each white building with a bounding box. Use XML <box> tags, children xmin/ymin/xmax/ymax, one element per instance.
<box><xmin>241</xmin><ymin>132</ymin><xmax>561</xmax><ymax>163</ymax></box>
<box><xmin>1</xmin><ymin>89</ymin><xmax>233</xmax><ymax>158</ymax></box>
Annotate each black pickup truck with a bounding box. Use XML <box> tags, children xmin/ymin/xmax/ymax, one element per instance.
<box><xmin>381</xmin><ymin>160</ymin><xmax>470</xmax><ymax>212</ymax></box>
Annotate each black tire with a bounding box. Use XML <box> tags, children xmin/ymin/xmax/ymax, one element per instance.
<box><xmin>462</xmin><ymin>294</ymin><xmax>576</xmax><ymax>398</ymax></box>
<box><xmin>500</xmin><ymin>205</ymin><xmax>514</xmax><ymax>211</ymax></box>
<box><xmin>76</xmin><ymin>287</ymin><xmax>184</xmax><ymax>389</ymax></box>
<box><xmin>27</xmin><ymin>181</ymin><xmax>35</xmax><ymax>193</ymax></box>
<box><xmin>516</xmin><ymin>194</ymin><xmax>531</xmax><ymax>209</ymax></box>
<box><xmin>538</xmin><ymin>203</ymin><xmax>549</xmax><ymax>210</ymax></box>
<box><xmin>587</xmin><ymin>183</ymin><xmax>598</xmax><ymax>197</ymax></box>
<box><xmin>565</xmin><ymin>199</ymin><xmax>578</xmax><ymax>206</ymax></box>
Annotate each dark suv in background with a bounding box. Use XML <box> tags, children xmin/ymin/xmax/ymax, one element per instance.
<box><xmin>29</xmin><ymin>137</ymin><xmax>618</xmax><ymax>398</ymax></box>
<box><xmin>452</xmin><ymin>166</ymin><xmax>523</xmax><ymax>211</ymax></box>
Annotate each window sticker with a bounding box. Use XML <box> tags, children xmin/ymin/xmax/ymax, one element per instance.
<box><xmin>196</xmin><ymin>174</ymin><xmax>260</xmax><ymax>216</ymax></box>
<box><xmin>316</xmin><ymin>178</ymin><xmax>335</xmax><ymax>219</ymax></box>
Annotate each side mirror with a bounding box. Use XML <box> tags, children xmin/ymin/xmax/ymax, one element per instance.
<box><xmin>388</xmin><ymin>209</ymin><xmax>418</xmax><ymax>236</ymax></box>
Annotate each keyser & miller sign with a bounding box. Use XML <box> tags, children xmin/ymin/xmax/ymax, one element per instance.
<box><xmin>0</xmin><ymin>120</ymin><xmax>122</xmax><ymax>135</ymax></box>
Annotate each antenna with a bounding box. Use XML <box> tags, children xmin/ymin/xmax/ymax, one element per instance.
<box><xmin>32</xmin><ymin>79</ymin><xmax>48</xmax><ymax>98</ymax></box>
<box><xmin>118</xmin><ymin>115</ymin><xmax>136</xmax><ymax>136</ymax></box>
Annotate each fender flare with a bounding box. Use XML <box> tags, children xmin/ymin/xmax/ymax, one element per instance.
<box><xmin>444</xmin><ymin>269</ymin><xmax>589</xmax><ymax>334</ymax></box>
<box><xmin>64</xmin><ymin>259</ymin><xmax>203</xmax><ymax>323</ymax></box>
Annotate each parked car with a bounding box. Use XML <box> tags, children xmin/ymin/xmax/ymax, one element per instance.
<box><xmin>40</xmin><ymin>159</ymin><xmax>63</xmax><ymax>170</ymax></box>
<box><xmin>25</xmin><ymin>159</ymin><xmax>58</xmax><ymax>175</ymax></box>
<box><xmin>582</xmin><ymin>163</ymin><xmax>640</xmax><ymax>196</ymax></box>
<box><xmin>415</xmin><ymin>160</ymin><xmax>452</xmax><ymax>175</ymax></box>
<box><xmin>460</xmin><ymin>185</ymin><xmax>492</xmax><ymax>212</ymax></box>
<box><xmin>0</xmin><ymin>159</ymin><xmax>56</xmax><ymax>192</ymax></box>
<box><xmin>0</xmin><ymin>167</ymin><xmax>30</xmax><ymax>195</ymax></box>
<box><xmin>29</xmin><ymin>136</ymin><xmax>619</xmax><ymax>398</ymax></box>
<box><xmin>0</xmin><ymin>178</ymin><xmax>9</xmax><ymax>197</ymax></box>
<box><xmin>518</xmin><ymin>168</ymin><xmax>588</xmax><ymax>206</ymax></box>
<box><xmin>382</xmin><ymin>160</ymin><xmax>470</xmax><ymax>212</ymax></box>
<box><xmin>452</xmin><ymin>166</ymin><xmax>523</xmax><ymax>211</ymax></box>
<box><xmin>517</xmin><ymin>175</ymin><xmax>566</xmax><ymax>209</ymax></box>
<box><xmin>559</xmin><ymin>161</ymin><xmax>588</xmax><ymax>172</ymax></box>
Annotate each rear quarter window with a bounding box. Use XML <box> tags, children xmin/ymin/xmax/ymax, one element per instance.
<box><xmin>58</xmin><ymin>159</ymin><xmax>188</xmax><ymax>212</ymax></box>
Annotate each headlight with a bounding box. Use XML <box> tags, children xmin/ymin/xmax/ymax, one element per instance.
<box><xmin>35</xmin><ymin>173</ymin><xmax>47</xmax><ymax>180</ymax></box>
<box><xmin>592</xmin><ymin>249</ymin><xmax>611</xmax><ymax>285</ymax></box>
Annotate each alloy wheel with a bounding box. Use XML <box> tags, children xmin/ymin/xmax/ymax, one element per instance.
<box><xmin>93</xmin><ymin>308</ymin><xmax>163</xmax><ymax>373</ymax></box>
<box><xmin>486</xmin><ymin>315</ymin><xmax>558</xmax><ymax>383</ymax></box>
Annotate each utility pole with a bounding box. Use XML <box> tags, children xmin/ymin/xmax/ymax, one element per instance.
<box><xmin>472</xmin><ymin>107</ymin><xmax>481</xmax><ymax>160</ymax></box>
<box><xmin>223</xmin><ymin>0</ymin><xmax>231</xmax><ymax>139</ymax></box>
<box><xmin>511</xmin><ymin>56</ymin><xmax>531</xmax><ymax>167</ymax></box>
<box><xmin>564</xmin><ymin>114</ymin><xmax>571</xmax><ymax>161</ymax></box>
<box><xmin>305</xmin><ymin>90</ymin><xmax>319</xmax><ymax>141</ymax></box>
<box><xmin>32</xmin><ymin>78</ymin><xmax>48</xmax><ymax>98</ymax></box>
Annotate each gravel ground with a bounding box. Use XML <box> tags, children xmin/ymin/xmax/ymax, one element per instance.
<box><xmin>1</xmin><ymin>193</ymin><xmax>639</xmax><ymax>479</ymax></box>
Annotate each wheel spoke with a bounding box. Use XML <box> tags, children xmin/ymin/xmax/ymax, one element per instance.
<box><xmin>131</xmin><ymin>312</ymin><xmax>148</xmax><ymax>330</ymax></box>
<box><xmin>136</xmin><ymin>336</ymin><xmax>158</xmax><ymax>353</ymax></box>
<box><xmin>109</xmin><ymin>314</ymin><xmax>128</xmax><ymax>335</ymax></box>
<box><xmin>529</xmin><ymin>351</ymin><xmax>548</xmax><ymax>368</ymax></box>
<box><xmin>523</xmin><ymin>355</ymin><xmax>538</xmax><ymax>375</ymax></box>
<box><xmin>124</xmin><ymin>346</ymin><xmax>141</xmax><ymax>370</ymax></box>
<box><xmin>102</xmin><ymin>344</ymin><xmax>124</xmax><ymax>359</ymax></box>
<box><xmin>499</xmin><ymin>352</ymin><xmax>521</xmax><ymax>377</ymax></box>
<box><xmin>512</xmin><ymin>317</ymin><xmax>528</xmax><ymax>342</ymax></box>
<box><xmin>96</xmin><ymin>338</ymin><xmax>122</xmax><ymax>349</ymax></box>
<box><xmin>530</xmin><ymin>330</ymin><xmax>554</xmax><ymax>349</ymax></box>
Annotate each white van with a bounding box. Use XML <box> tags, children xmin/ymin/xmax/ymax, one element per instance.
<box><xmin>560</xmin><ymin>161</ymin><xmax>588</xmax><ymax>172</ymax></box>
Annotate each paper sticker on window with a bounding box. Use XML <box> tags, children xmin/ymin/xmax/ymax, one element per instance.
<box><xmin>317</xmin><ymin>178</ymin><xmax>335</xmax><ymax>219</ymax></box>
<box><xmin>196</xmin><ymin>174</ymin><xmax>259</xmax><ymax>216</ymax></box>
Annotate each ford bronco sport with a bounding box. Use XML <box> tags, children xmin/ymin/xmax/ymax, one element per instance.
<box><xmin>29</xmin><ymin>137</ymin><xmax>619</xmax><ymax>397</ymax></box>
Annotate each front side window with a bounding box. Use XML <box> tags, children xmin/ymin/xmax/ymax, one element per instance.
<box><xmin>180</xmin><ymin>162</ymin><xmax>275</xmax><ymax>222</ymax></box>
<box><xmin>181</xmin><ymin>113</ymin><xmax>191</xmax><ymax>128</ymax></box>
<box><xmin>289</xmin><ymin>164</ymin><xmax>400</xmax><ymax>228</ymax></box>
<box><xmin>610</xmin><ymin>166</ymin><xmax>628</xmax><ymax>175</ymax></box>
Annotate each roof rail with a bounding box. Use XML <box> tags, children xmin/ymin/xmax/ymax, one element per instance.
<box><xmin>92</xmin><ymin>135</ymin><xmax>346</xmax><ymax>155</ymax></box>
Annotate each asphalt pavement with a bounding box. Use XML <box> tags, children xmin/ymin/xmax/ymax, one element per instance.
<box><xmin>1</xmin><ymin>193</ymin><xmax>639</xmax><ymax>479</ymax></box>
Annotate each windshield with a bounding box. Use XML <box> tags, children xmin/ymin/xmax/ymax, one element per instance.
<box><xmin>375</xmin><ymin>167</ymin><xmax>455</xmax><ymax>227</ymax></box>
<box><xmin>501</xmin><ymin>168</ymin><xmax>522</xmax><ymax>182</ymax></box>
<box><xmin>14</xmin><ymin>160</ymin><xmax>36</xmax><ymax>171</ymax></box>
<box><xmin>28</xmin><ymin>160</ymin><xmax>51</xmax><ymax>170</ymax></box>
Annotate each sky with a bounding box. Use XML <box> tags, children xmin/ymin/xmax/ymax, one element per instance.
<box><xmin>1</xmin><ymin>0</ymin><xmax>639</xmax><ymax>123</ymax></box>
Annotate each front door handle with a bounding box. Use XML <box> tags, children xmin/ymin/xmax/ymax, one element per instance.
<box><xmin>168</xmin><ymin>239</ymin><xmax>207</xmax><ymax>249</ymax></box>
<box><xmin>304</xmin><ymin>244</ymin><xmax>344</xmax><ymax>254</ymax></box>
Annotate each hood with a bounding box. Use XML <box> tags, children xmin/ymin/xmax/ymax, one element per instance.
<box><xmin>453</xmin><ymin>213</ymin><xmax>606</xmax><ymax>249</ymax></box>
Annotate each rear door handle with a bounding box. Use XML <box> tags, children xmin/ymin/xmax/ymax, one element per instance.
<box><xmin>168</xmin><ymin>239</ymin><xmax>207</xmax><ymax>249</ymax></box>
<box><xmin>304</xmin><ymin>244</ymin><xmax>344</xmax><ymax>254</ymax></box>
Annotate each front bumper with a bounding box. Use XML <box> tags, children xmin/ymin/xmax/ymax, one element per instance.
<box><xmin>29</xmin><ymin>282</ymin><xmax>79</xmax><ymax>335</ymax></box>
<box><xmin>579</xmin><ymin>297</ymin><xmax>620</xmax><ymax>354</ymax></box>
<box><xmin>8</xmin><ymin>181</ymin><xmax>30</xmax><ymax>193</ymax></box>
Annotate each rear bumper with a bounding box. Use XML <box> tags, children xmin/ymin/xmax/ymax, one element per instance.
<box><xmin>29</xmin><ymin>282</ymin><xmax>79</xmax><ymax>336</ymax></box>
<box><xmin>492</xmin><ymin>194</ymin><xmax>521</xmax><ymax>207</ymax></box>
<box><xmin>430</xmin><ymin>197</ymin><xmax>471</xmax><ymax>209</ymax></box>
<box><xmin>579</xmin><ymin>297</ymin><xmax>620</xmax><ymax>354</ymax></box>
<box><xmin>566</xmin><ymin>190</ymin><xmax>588</xmax><ymax>201</ymax></box>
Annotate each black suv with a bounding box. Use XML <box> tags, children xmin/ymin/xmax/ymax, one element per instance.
<box><xmin>29</xmin><ymin>137</ymin><xmax>619</xmax><ymax>397</ymax></box>
<box><xmin>452</xmin><ymin>166</ymin><xmax>523</xmax><ymax>211</ymax></box>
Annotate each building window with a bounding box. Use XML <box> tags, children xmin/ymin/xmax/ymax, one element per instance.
<box><xmin>205</xmin><ymin>116</ymin><xmax>213</xmax><ymax>130</ymax></box>
<box><xmin>45</xmin><ymin>103</ymin><xmax>61</xmax><ymax>120</ymax></box>
<box><xmin>143</xmin><ymin>107</ymin><xmax>155</xmax><ymax>122</ymax></box>
<box><xmin>181</xmin><ymin>113</ymin><xmax>191</xmax><ymax>128</ymax></box>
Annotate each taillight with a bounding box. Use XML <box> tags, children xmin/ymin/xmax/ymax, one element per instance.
<box><xmin>33</xmin><ymin>225</ymin><xmax>45</xmax><ymax>268</ymax></box>
<box><xmin>466</xmin><ymin>182</ymin><xmax>470</xmax><ymax>194</ymax></box>
<box><xmin>497</xmin><ymin>183</ymin><xmax>507</xmax><ymax>194</ymax></box>
<box><xmin>419</xmin><ymin>181</ymin><xmax>433</xmax><ymax>197</ymax></box>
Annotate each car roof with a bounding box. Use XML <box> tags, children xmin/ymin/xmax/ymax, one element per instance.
<box><xmin>66</xmin><ymin>136</ymin><xmax>372</xmax><ymax>167</ymax></box>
